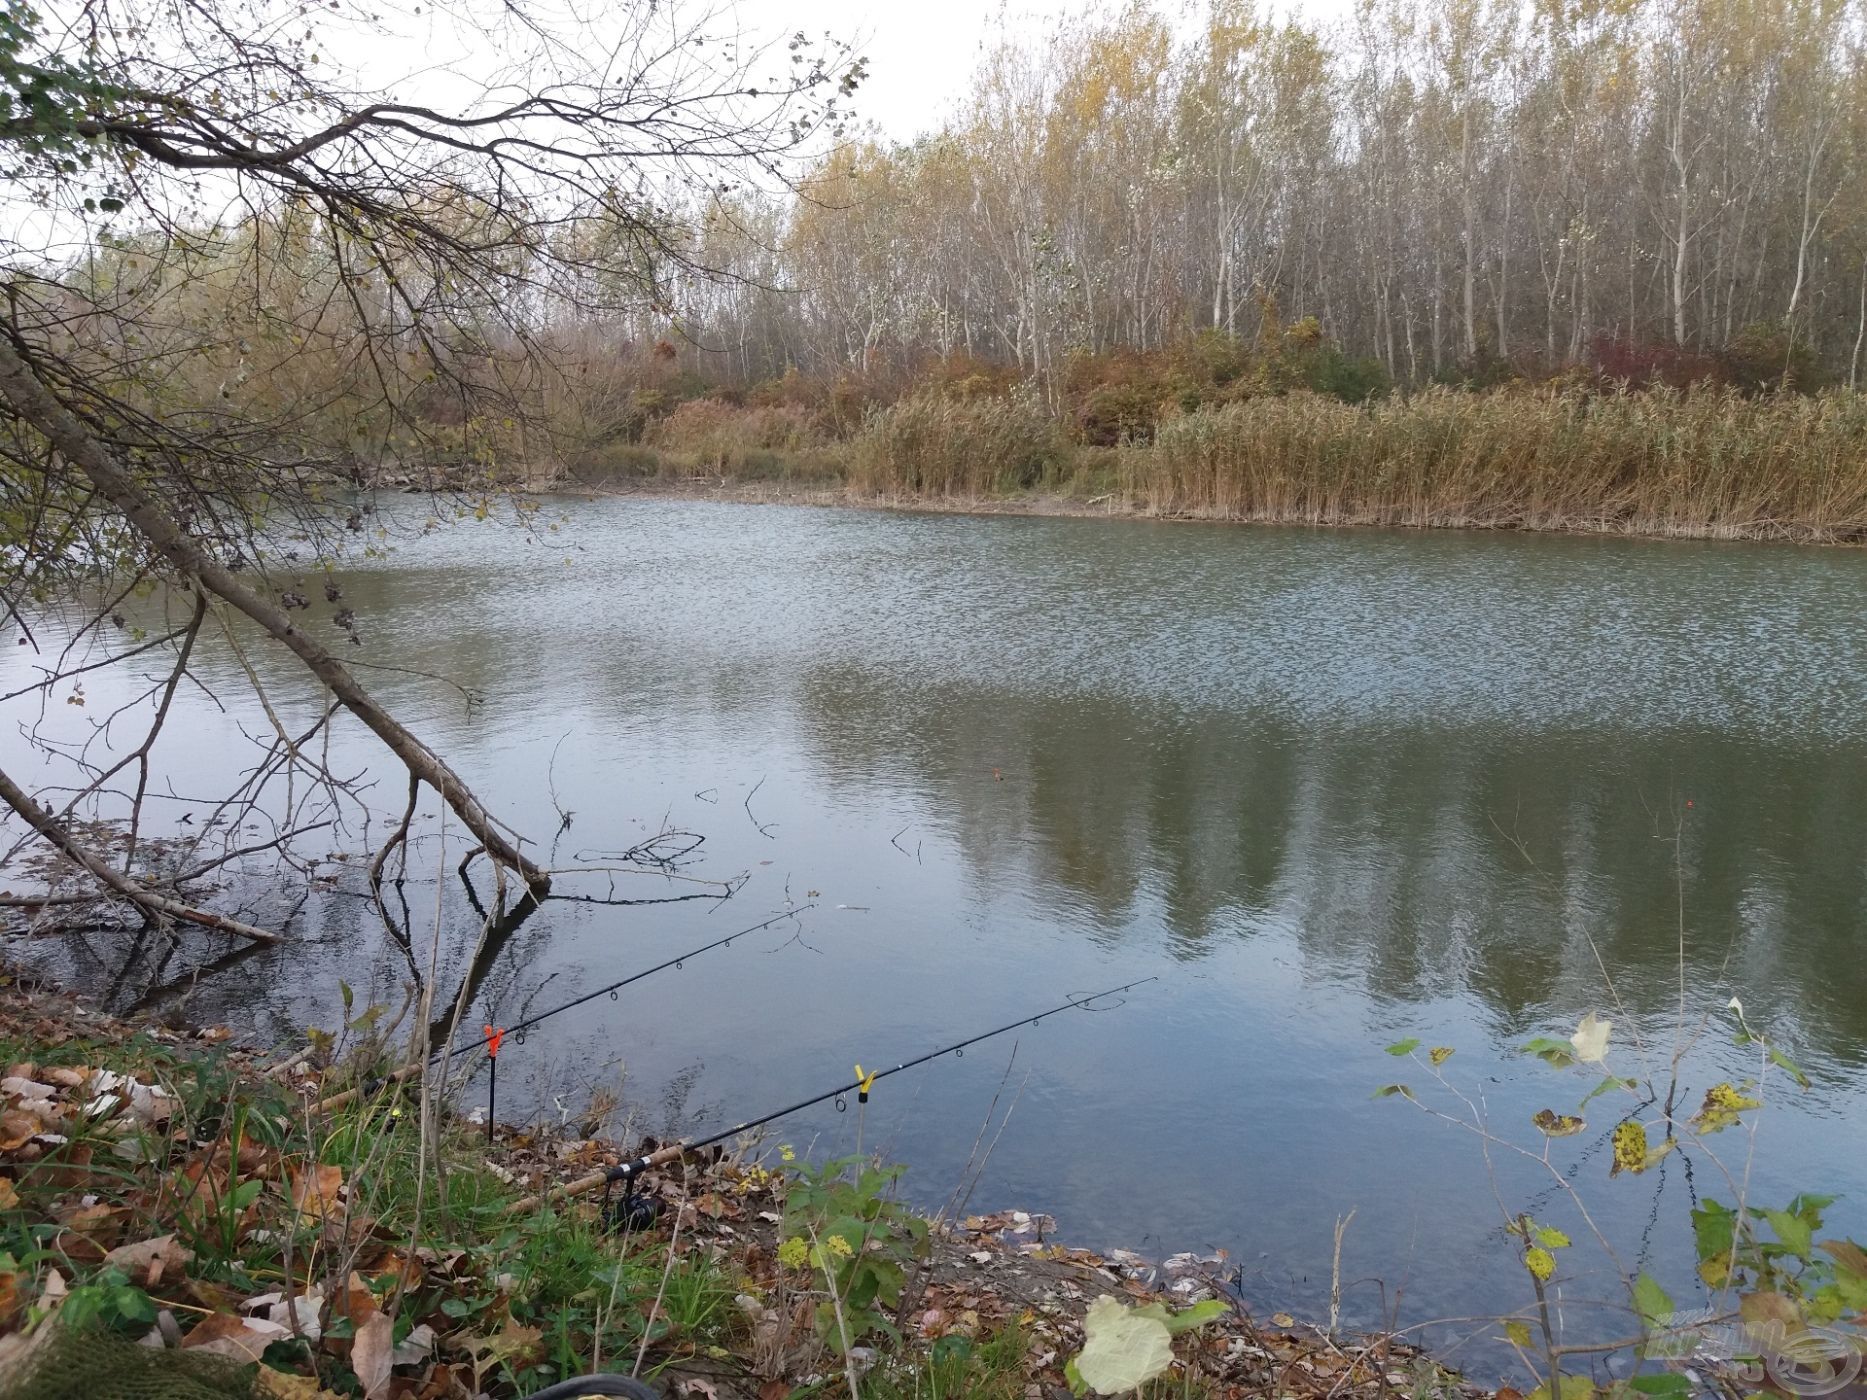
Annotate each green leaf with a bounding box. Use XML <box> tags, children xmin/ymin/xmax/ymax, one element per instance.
<box><xmin>1789</xmin><ymin>1193</ymin><xmax>1837</xmax><ymax>1222</ymax></box>
<box><xmin>1763</xmin><ymin>1209</ymin><xmax>1813</xmax><ymax>1261</ymax></box>
<box><xmin>1692</xmin><ymin>1201</ymin><xmax>1736</xmax><ymax>1265</ymax></box>
<box><xmin>1769</xmin><ymin>1046</ymin><xmax>1811</xmax><ymax>1090</ymax></box>
<box><xmin>1524</xmin><ymin>1037</ymin><xmax>1577</xmax><ymax>1069</ymax></box>
<box><xmin>1580</xmin><ymin>1075</ymin><xmax>1638</xmax><ymax>1108</ymax></box>
<box><xmin>1527</xmin><ymin>1373</ymin><xmax>1595</xmax><ymax>1400</ymax></box>
<box><xmin>1373</xmin><ymin>1084</ymin><xmax>1414</xmax><ymax>1101</ymax></box>
<box><xmin>1137</xmin><ymin>1299</ymin><xmax>1229</xmax><ymax>1336</ymax></box>
<box><xmin>1386</xmin><ymin>1038</ymin><xmax>1420</xmax><ymax>1057</ymax></box>
<box><xmin>1535</xmin><ymin>1226</ymin><xmax>1572</xmax><ymax>1250</ymax></box>
<box><xmin>112</xmin><ymin>1286</ymin><xmax>156</xmax><ymax>1324</ymax></box>
<box><xmin>1526</xmin><ymin>1247</ymin><xmax>1557</xmax><ymax>1282</ymax></box>
<box><xmin>1504</xmin><ymin>1320</ymin><xmax>1533</xmax><ymax>1348</ymax></box>
<box><xmin>1818</xmin><ymin>1239</ymin><xmax>1867</xmax><ymax>1280</ymax></box>
<box><xmin>1628</xmin><ymin>1374</ymin><xmax>1692</xmax><ymax>1400</ymax></box>
<box><xmin>1633</xmin><ymin>1272</ymin><xmax>1674</xmax><ymax>1332</ymax></box>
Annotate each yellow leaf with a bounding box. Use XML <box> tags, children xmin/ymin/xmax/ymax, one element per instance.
<box><xmin>1692</xmin><ymin>1082</ymin><xmax>1762</xmax><ymax>1134</ymax></box>
<box><xmin>1533</xmin><ymin>1109</ymin><xmax>1585</xmax><ymax>1137</ymax></box>
<box><xmin>1611</xmin><ymin>1121</ymin><xmax>1648</xmax><ymax>1176</ymax></box>
<box><xmin>1505</xmin><ymin>1320</ymin><xmax>1533</xmax><ymax>1348</ymax></box>
<box><xmin>1429</xmin><ymin>1047</ymin><xmax>1455</xmax><ymax>1066</ymax></box>
<box><xmin>258</xmin><ymin>1365</ymin><xmax>343</xmax><ymax>1400</ymax></box>
<box><xmin>1525</xmin><ymin>1247</ymin><xmax>1556</xmax><ymax>1282</ymax></box>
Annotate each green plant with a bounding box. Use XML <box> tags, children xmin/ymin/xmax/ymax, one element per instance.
<box><xmin>1380</xmin><ymin>995</ymin><xmax>1866</xmax><ymax>1400</ymax></box>
<box><xmin>779</xmin><ymin>1154</ymin><xmax>930</xmax><ymax>1353</ymax></box>
<box><xmin>55</xmin><ymin>1265</ymin><xmax>157</xmax><ymax>1333</ymax></box>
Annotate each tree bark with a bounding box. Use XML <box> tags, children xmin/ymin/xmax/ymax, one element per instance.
<box><xmin>0</xmin><ymin>335</ymin><xmax>550</xmax><ymax>893</ymax></box>
<box><xmin>0</xmin><ymin>761</ymin><xmax>281</xmax><ymax>943</ymax></box>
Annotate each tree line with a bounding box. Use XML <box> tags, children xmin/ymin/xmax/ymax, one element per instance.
<box><xmin>672</xmin><ymin>0</ymin><xmax>1867</xmax><ymax>391</ymax></box>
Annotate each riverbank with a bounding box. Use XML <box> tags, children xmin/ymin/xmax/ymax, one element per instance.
<box><xmin>550</xmin><ymin>385</ymin><xmax>1867</xmax><ymax>545</ymax></box>
<box><xmin>0</xmin><ymin>971</ymin><xmax>1472</xmax><ymax>1400</ymax></box>
<box><xmin>560</xmin><ymin>469</ymin><xmax>1867</xmax><ymax>546</ymax></box>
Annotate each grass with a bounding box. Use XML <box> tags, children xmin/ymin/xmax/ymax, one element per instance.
<box><xmin>0</xmin><ymin>1020</ymin><xmax>748</xmax><ymax>1395</ymax></box>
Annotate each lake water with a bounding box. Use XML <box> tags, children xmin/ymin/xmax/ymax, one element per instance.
<box><xmin>6</xmin><ymin>498</ymin><xmax>1867</xmax><ymax>1378</ymax></box>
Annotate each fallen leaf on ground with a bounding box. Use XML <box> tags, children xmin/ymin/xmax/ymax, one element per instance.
<box><xmin>392</xmin><ymin>1323</ymin><xmax>437</xmax><ymax>1367</ymax></box>
<box><xmin>290</xmin><ymin>1164</ymin><xmax>345</xmax><ymax>1223</ymax></box>
<box><xmin>0</xmin><ymin>1112</ymin><xmax>39</xmax><ymax>1151</ymax></box>
<box><xmin>351</xmin><ymin>1311</ymin><xmax>394</xmax><ymax>1399</ymax></box>
<box><xmin>183</xmin><ymin>1311</ymin><xmax>290</xmax><ymax>1363</ymax></box>
<box><xmin>104</xmin><ymin>1234</ymin><xmax>191</xmax><ymax>1288</ymax></box>
<box><xmin>258</xmin><ymin>1364</ymin><xmax>344</xmax><ymax>1400</ymax></box>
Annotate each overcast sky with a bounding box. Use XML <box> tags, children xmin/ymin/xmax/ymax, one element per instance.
<box><xmin>794</xmin><ymin>0</ymin><xmax>1074</xmax><ymax>138</ymax></box>
<box><xmin>345</xmin><ymin>0</ymin><xmax>1333</xmax><ymax>148</ymax></box>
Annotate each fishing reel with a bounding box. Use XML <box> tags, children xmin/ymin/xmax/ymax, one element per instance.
<box><xmin>600</xmin><ymin>1172</ymin><xmax>661</xmax><ymax>1234</ymax></box>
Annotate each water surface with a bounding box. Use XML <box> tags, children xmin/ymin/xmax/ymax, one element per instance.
<box><xmin>7</xmin><ymin>500</ymin><xmax>1866</xmax><ymax>1376</ymax></box>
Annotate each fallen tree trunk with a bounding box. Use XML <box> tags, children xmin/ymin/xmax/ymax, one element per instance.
<box><xmin>0</xmin><ymin>762</ymin><xmax>282</xmax><ymax>944</ymax></box>
<box><xmin>0</xmin><ymin>336</ymin><xmax>550</xmax><ymax>893</ymax></box>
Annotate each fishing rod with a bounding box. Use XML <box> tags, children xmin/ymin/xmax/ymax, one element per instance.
<box><xmin>512</xmin><ymin>974</ymin><xmax>1160</xmax><ymax>1214</ymax></box>
<box><xmin>447</xmin><ymin>904</ymin><xmax>814</xmax><ymax>1064</ymax></box>
<box><xmin>313</xmin><ymin>906</ymin><xmax>814</xmax><ymax>1118</ymax></box>
<box><xmin>464</xmin><ymin>904</ymin><xmax>815</xmax><ymax>1139</ymax></box>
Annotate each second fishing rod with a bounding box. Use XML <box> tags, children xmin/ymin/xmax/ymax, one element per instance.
<box><xmin>312</xmin><ymin>907</ymin><xmax>820</xmax><ymax>1122</ymax></box>
<box><xmin>512</xmin><ymin>974</ymin><xmax>1161</xmax><ymax>1215</ymax></box>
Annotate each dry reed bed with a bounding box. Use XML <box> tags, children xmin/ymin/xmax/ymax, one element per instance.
<box><xmin>1115</xmin><ymin>389</ymin><xmax>1867</xmax><ymax>540</ymax></box>
<box><xmin>590</xmin><ymin>388</ymin><xmax>1867</xmax><ymax>543</ymax></box>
